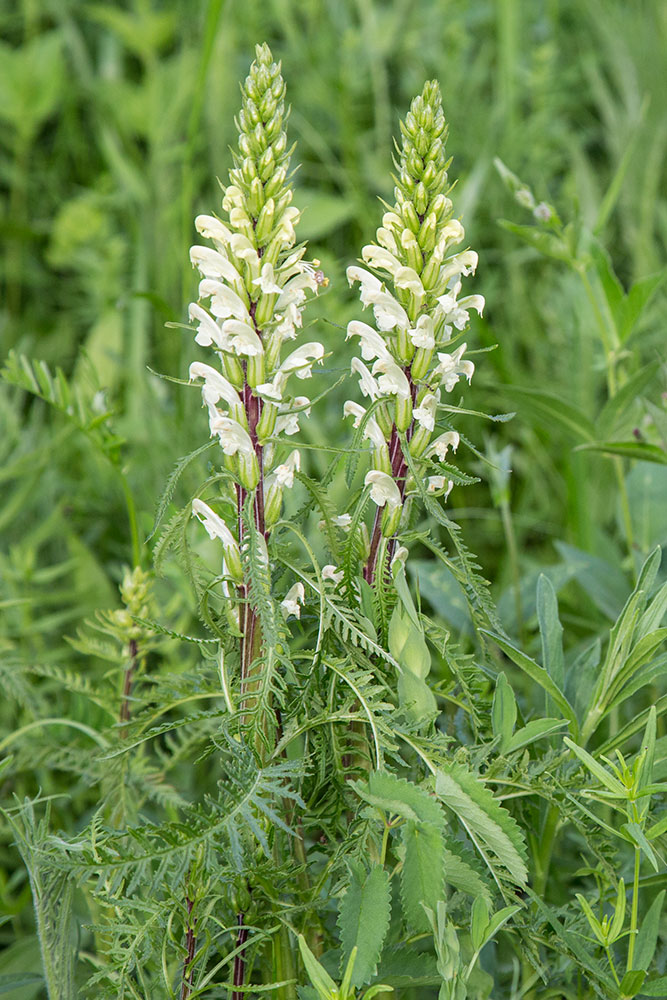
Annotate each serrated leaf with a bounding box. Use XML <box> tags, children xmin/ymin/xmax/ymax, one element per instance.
<box><xmin>354</xmin><ymin>771</ymin><xmax>446</xmax><ymax>829</ymax></box>
<box><xmin>435</xmin><ymin>765</ymin><xmax>528</xmax><ymax>887</ymax></box>
<box><xmin>338</xmin><ymin>862</ymin><xmax>391</xmax><ymax>986</ymax></box>
<box><xmin>401</xmin><ymin>821</ymin><xmax>445</xmax><ymax>932</ymax></box>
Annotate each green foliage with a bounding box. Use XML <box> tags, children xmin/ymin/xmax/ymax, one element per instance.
<box><xmin>1</xmin><ymin>3</ymin><xmax>666</xmax><ymax>999</ymax></box>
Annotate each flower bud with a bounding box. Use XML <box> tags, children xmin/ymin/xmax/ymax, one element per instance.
<box><xmin>381</xmin><ymin>502</ymin><xmax>402</xmax><ymax>537</ymax></box>
<box><xmin>255</xmin><ymin>198</ymin><xmax>275</xmax><ymax>243</ymax></box>
<box><xmin>246</xmin><ymin>352</ymin><xmax>265</xmax><ymax>388</ymax></box>
<box><xmin>256</xmin><ymin>401</ymin><xmax>277</xmax><ymax>443</ymax></box>
<box><xmin>410</xmin><ymin>345</ymin><xmax>435</xmax><ymax>381</ymax></box>
<box><xmin>394</xmin><ymin>393</ymin><xmax>413</xmax><ymax>432</ymax></box>
<box><xmin>223</xmin><ymin>354</ymin><xmax>245</xmax><ymax>389</ymax></box>
<box><xmin>401</xmin><ymin>200</ymin><xmax>421</xmax><ymax>234</ymax></box>
<box><xmin>418</xmin><ymin>212</ymin><xmax>437</xmax><ymax>252</ymax></box>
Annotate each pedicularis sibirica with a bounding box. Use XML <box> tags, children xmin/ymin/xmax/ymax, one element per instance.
<box><xmin>186</xmin><ymin>45</ymin><xmax>325</xmax><ymax>685</ymax></box>
<box><xmin>345</xmin><ymin>80</ymin><xmax>483</xmax><ymax>585</ymax></box>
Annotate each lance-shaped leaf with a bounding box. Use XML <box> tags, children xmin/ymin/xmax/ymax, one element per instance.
<box><xmin>338</xmin><ymin>861</ymin><xmax>391</xmax><ymax>986</ymax></box>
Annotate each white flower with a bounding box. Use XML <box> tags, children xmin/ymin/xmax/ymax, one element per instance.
<box><xmin>433</xmin><ymin>344</ymin><xmax>475</xmax><ymax>392</ymax></box>
<box><xmin>439</xmin><ymin>250</ymin><xmax>478</xmax><ymax>285</ymax></box>
<box><xmin>255</xmin><ymin>375</ymin><xmax>286</xmax><ymax>402</ymax></box>
<box><xmin>346</xmin><ymin>268</ymin><xmax>409</xmax><ymax>331</ymax></box>
<box><xmin>436</xmin><ymin>281</ymin><xmax>485</xmax><ymax>331</ymax></box>
<box><xmin>394</xmin><ymin>266</ymin><xmax>424</xmax><ymax>301</ymax></box>
<box><xmin>435</xmin><ymin>218</ymin><xmax>465</xmax><ymax>255</ymax></box>
<box><xmin>195</xmin><ymin>214</ymin><xmax>232</xmax><ymax>245</ymax></box>
<box><xmin>222</xmin><ymin>319</ymin><xmax>263</xmax><ymax>357</ymax></box>
<box><xmin>427</xmin><ymin>476</ymin><xmax>454</xmax><ymax>498</ymax></box>
<box><xmin>372</xmin><ymin>357</ymin><xmax>411</xmax><ymax>399</ymax></box>
<box><xmin>333</xmin><ymin>514</ymin><xmax>352</xmax><ymax>529</ymax></box>
<box><xmin>409</xmin><ymin>314</ymin><xmax>435</xmax><ymax>350</ymax></box>
<box><xmin>281</xmin><ymin>581</ymin><xmax>305</xmax><ymax>619</ymax></box>
<box><xmin>322</xmin><ymin>564</ymin><xmax>344</xmax><ymax>584</ymax></box>
<box><xmin>346</xmin><ymin>320</ymin><xmax>391</xmax><ymax>362</ymax></box>
<box><xmin>351</xmin><ymin>357</ymin><xmax>380</xmax><ymax>401</ymax></box>
<box><xmin>189</xmin><ymin>362</ymin><xmax>242</xmax><ymax>410</ymax></box>
<box><xmin>192</xmin><ymin>499</ymin><xmax>237</xmax><ymax>550</ymax></box>
<box><xmin>190</xmin><ymin>246</ymin><xmax>242</xmax><ymax>285</ymax></box>
<box><xmin>188</xmin><ymin>303</ymin><xmax>227</xmax><ymax>350</ymax></box>
<box><xmin>376</xmin><ymin>226</ymin><xmax>399</xmax><ymax>255</ymax></box>
<box><xmin>343</xmin><ymin>401</ymin><xmax>385</xmax><ymax>450</ymax></box>
<box><xmin>275</xmin><ymin>205</ymin><xmax>301</xmax><ymax>244</ymax></box>
<box><xmin>429</xmin><ymin>431</ymin><xmax>460</xmax><ymax>460</ymax></box>
<box><xmin>252</xmin><ymin>262</ymin><xmax>283</xmax><ymax>294</ymax></box>
<box><xmin>208</xmin><ymin>414</ymin><xmax>255</xmax><ymax>458</ymax></box>
<box><xmin>365</xmin><ymin>470</ymin><xmax>402</xmax><ymax>510</ymax></box>
<box><xmin>199</xmin><ymin>279</ymin><xmax>251</xmax><ymax>323</ymax></box>
<box><xmin>280</xmin><ymin>342</ymin><xmax>325</xmax><ymax>379</ymax></box>
<box><xmin>361</xmin><ymin>244</ymin><xmax>402</xmax><ymax>278</ymax></box>
<box><xmin>413</xmin><ymin>393</ymin><xmax>438</xmax><ymax>432</ymax></box>
<box><xmin>267</xmin><ymin>450</ymin><xmax>300</xmax><ymax>489</ymax></box>
<box><xmin>275</xmin><ymin>397</ymin><xmax>311</xmax><ymax>436</ymax></box>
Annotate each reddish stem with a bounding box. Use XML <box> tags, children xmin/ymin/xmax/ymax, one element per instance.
<box><xmin>232</xmin><ymin>912</ymin><xmax>249</xmax><ymax>1000</ymax></box>
<box><xmin>180</xmin><ymin>893</ymin><xmax>197</xmax><ymax>1000</ymax></box>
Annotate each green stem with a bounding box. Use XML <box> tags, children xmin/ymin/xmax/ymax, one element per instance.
<box><xmin>500</xmin><ymin>497</ymin><xmax>523</xmax><ymax>639</ymax></box>
<box><xmin>627</xmin><ymin>846</ymin><xmax>641</xmax><ymax>971</ymax></box>
<box><xmin>605</xmin><ymin>944</ymin><xmax>620</xmax><ymax>987</ymax></box>
<box><xmin>533</xmin><ymin>805</ymin><xmax>559</xmax><ymax>898</ymax></box>
<box><xmin>119</xmin><ymin>471</ymin><xmax>142</xmax><ymax>568</ymax></box>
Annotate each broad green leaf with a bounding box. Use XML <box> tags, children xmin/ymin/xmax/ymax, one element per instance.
<box><xmin>596</xmin><ymin>361</ymin><xmax>661</xmax><ymax>440</ymax></box>
<box><xmin>354</xmin><ymin>772</ymin><xmax>446</xmax><ymax>829</ymax></box>
<box><xmin>634</xmin><ymin>891</ymin><xmax>665</xmax><ymax>972</ymax></box>
<box><xmin>492</xmin><ymin>672</ymin><xmax>516</xmax><ymax>750</ymax></box>
<box><xmin>621</xmin><ymin>270</ymin><xmax>667</xmax><ymax>342</ymax></box>
<box><xmin>470</xmin><ymin>896</ymin><xmax>489</xmax><ymax>952</ymax></box>
<box><xmin>554</xmin><ymin>541</ymin><xmax>628</xmax><ymax>620</ymax></box>
<box><xmin>638</xmin><ymin>975</ymin><xmax>667</xmax><ymax>997</ymax></box>
<box><xmin>435</xmin><ymin>765</ymin><xmax>528</xmax><ymax>887</ymax></box>
<box><xmin>410</xmin><ymin>559</ymin><xmax>473</xmax><ymax>636</ymax></box>
<box><xmin>338</xmin><ymin>862</ymin><xmax>391</xmax><ymax>987</ymax></box>
<box><xmin>500</xmin><ymin>385</ymin><xmax>595</xmax><ymax>442</ymax></box>
<box><xmin>498</xmin><ymin>220</ymin><xmax>572</xmax><ymax>263</ymax></box>
<box><xmin>401</xmin><ymin>821</ymin><xmax>445</xmax><ymax>932</ymax></box>
<box><xmin>627</xmin><ymin>465</ymin><xmax>667</xmax><ymax>552</ymax></box>
<box><xmin>505</xmin><ymin>718</ymin><xmax>568</xmax><ymax>753</ymax></box>
<box><xmin>576</xmin><ymin>441</ymin><xmax>667</xmax><ymax>466</ymax></box>
<box><xmin>621</xmin><ymin>969</ymin><xmax>647</xmax><ymax>996</ymax></box>
<box><xmin>479</xmin><ymin>905</ymin><xmax>521</xmax><ymax>950</ymax></box>
<box><xmin>375</xmin><ymin>945</ymin><xmax>440</xmax><ymax>987</ymax></box>
<box><xmin>0</xmin><ymin>975</ymin><xmax>44</xmax><ymax>995</ymax></box>
<box><xmin>537</xmin><ymin>574</ymin><xmax>564</xmax><ymax>690</ymax></box>
<box><xmin>481</xmin><ymin>630</ymin><xmax>579</xmax><ymax>739</ymax></box>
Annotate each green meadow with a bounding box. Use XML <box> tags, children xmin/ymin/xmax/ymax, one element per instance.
<box><xmin>1</xmin><ymin>2</ymin><xmax>666</xmax><ymax>997</ymax></box>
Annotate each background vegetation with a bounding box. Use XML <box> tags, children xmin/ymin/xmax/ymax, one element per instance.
<box><xmin>1</xmin><ymin>0</ymin><xmax>666</xmax><ymax>997</ymax></box>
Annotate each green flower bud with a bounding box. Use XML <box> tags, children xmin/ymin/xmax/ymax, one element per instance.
<box><xmin>410</xmin><ymin>345</ymin><xmax>435</xmax><ymax>381</ymax></box>
<box><xmin>246</xmin><ymin>353</ymin><xmax>265</xmax><ymax>389</ymax></box>
<box><xmin>264</xmin><ymin>483</ymin><xmax>283</xmax><ymax>527</ymax></box>
<box><xmin>418</xmin><ymin>212</ymin><xmax>437</xmax><ymax>252</ymax></box>
<box><xmin>256</xmin><ymin>402</ymin><xmax>277</xmax><ymax>443</ymax></box>
<box><xmin>381</xmin><ymin>501</ymin><xmax>402</xmax><ymax>538</ymax></box>
<box><xmin>401</xmin><ymin>200</ymin><xmax>421</xmax><ymax>234</ymax></box>
<box><xmin>223</xmin><ymin>354</ymin><xmax>245</xmax><ymax>389</ymax></box>
<box><xmin>395</xmin><ymin>394</ymin><xmax>413</xmax><ymax>432</ymax></box>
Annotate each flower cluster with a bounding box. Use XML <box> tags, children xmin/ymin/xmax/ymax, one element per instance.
<box><xmin>344</xmin><ymin>81</ymin><xmax>483</xmax><ymax>572</ymax></box>
<box><xmin>187</xmin><ymin>45</ymin><xmax>324</xmax><ymax>589</ymax></box>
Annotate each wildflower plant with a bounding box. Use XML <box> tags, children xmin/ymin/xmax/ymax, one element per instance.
<box><xmin>345</xmin><ymin>81</ymin><xmax>483</xmax><ymax>585</ymax></box>
<box><xmin>186</xmin><ymin>44</ymin><xmax>324</xmax><ymax>714</ymax></box>
<box><xmin>3</xmin><ymin>36</ymin><xmax>667</xmax><ymax>1000</ymax></box>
